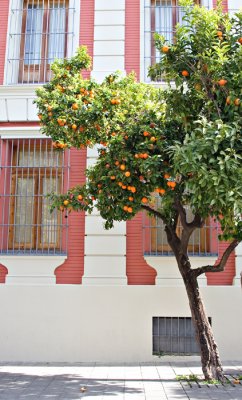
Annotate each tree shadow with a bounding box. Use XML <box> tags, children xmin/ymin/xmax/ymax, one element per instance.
<box><xmin>0</xmin><ymin>364</ymin><xmax>241</xmax><ymax>399</ymax></box>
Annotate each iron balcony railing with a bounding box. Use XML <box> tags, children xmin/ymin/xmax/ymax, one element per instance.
<box><xmin>0</xmin><ymin>138</ymin><xmax>70</xmax><ymax>255</ymax></box>
<box><xmin>6</xmin><ymin>0</ymin><xmax>75</xmax><ymax>84</ymax></box>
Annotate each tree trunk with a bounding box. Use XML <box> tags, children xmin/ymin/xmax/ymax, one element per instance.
<box><xmin>178</xmin><ymin>258</ymin><xmax>224</xmax><ymax>381</ymax></box>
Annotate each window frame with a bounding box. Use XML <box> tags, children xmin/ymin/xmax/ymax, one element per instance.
<box><xmin>8</xmin><ymin>143</ymin><xmax>63</xmax><ymax>252</ymax></box>
<box><xmin>18</xmin><ymin>0</ymin><xmax>69</xmax><ymax>83</ymax></box>
<box><xmin>147</xmin><ymin>0</ymin><xmax>200</xmax><ymax>77</ymax></box>
<box><xmin>150</xmin><ymin>214</ymin><xmax>210</xmax><ymax>254</ymax></box>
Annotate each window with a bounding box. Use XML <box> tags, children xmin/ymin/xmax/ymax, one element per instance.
<box><xmin>143</xmin><ymin>196</ymin><xmax>218</xmax><ymax>256</ymax></box>
<box><xmin>153</xmin><ymin>317</ymin><xmax>211</xmax><ymax>355</ymax></box>
<box><xmin>6</xmin><ymin>0</ymin><xmax>75</xmax><ymax>84</ymax></box>
<box><xmin>0</xmin><ymin>138</ymin><xmax>69</xmax><ymax>254</ymax></box>
<box><xmin>144</xmin><ymin>0</ymin><xmax>200</xmax><ymax>80</ymax></box>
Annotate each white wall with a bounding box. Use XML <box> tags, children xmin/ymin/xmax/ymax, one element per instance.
<box><xmin>92</xmin><ymin>0</ymin><xmax>126</xmax><ymax>82</ymax></box>
<box><xmin>0</xmin><ymin>285</ymin><xmax>241</xmax><ymax>362</ymax></box>
<box><xmin>228</xmin><ymin>0</ymin><xmax>241</xmax><ymax>12</ymax></box>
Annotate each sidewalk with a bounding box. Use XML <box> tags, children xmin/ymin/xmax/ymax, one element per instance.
<box><xmin>0</xmin><ymin>358</ymin><xmax>241</xmax><ymax>400</ymax></box>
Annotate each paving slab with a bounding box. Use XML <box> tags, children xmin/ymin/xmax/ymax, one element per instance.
<box><xmin>0</xmin><ymin>359</ymin><xmax>241</xmax><ymax>399</ymax></box>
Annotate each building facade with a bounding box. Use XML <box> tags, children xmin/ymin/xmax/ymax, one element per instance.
<box><xmin>0</xmin><ymin>0</ymin><xmax>241</xmax><ymax>362</ymax></box>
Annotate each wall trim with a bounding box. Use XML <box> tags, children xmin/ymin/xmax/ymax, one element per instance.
<box><xmin>1</xmin><ymin>255</ymin><xmax>67</xmax><ymax>285</ymax></box>
<box><xmin>0</xmin><ymin>126</ymin><xmax>45</xmax><ymax>139</ymax></box>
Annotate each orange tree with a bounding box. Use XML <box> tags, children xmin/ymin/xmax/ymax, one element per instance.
<box><xmin>35</xmin><ymin>3</ymin><xmax>242</xmax><ymax>381</ymax></box>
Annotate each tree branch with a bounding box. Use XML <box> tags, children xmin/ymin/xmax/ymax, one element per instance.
<box><xmin>141</xmin><ymin>204</ymin><xmax>181</xmax><ymax>253</ymax></box>
<box><xmin>174</xmin><ymin>198</ymin><xmax>187</xmax><ymax>229</ymax></box>
<box><xmin>174</xmin><ymin>198</ymin><xmax>204</xmax><ymax>230</ymax></box>
<box><xmin>193</xmin><ymin>239</ymin><xmax>239</xmax><ymax>277</ymax></box>
<box><xmin>141</xmin><ymin>204</ymin><xmax>168</xmax><ymax>224</ymax></box>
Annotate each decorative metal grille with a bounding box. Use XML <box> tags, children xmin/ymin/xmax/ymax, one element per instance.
<box><xmin>0</xmin><ymin>138</ymin><xmax>70</xmax><ymax>255</ymax></box>
<box><xmin>143</xmin><ymin>197</ymin><xmax>219</xmax><ymax>256</ymax></box>
<box><xmin>6</xmin><ymin>0</ymin><xmax>75</xmax><ymax>84</ymax></box>
<box><xmin>144</xmin><ymin>0</ymin><xmax>210</xmax><ymax>81</ymax></box>
<box><xmin>153</xmin><ymin>317</ymin><xmax>212</xmax><ymax>355</ymax></box>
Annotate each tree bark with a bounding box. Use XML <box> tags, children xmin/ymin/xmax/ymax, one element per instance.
<box><xmin>142</xmin><ymin>204</ymin><xmax>237</xmax><ymax>381</ymax></box>
<box><xmin>178</xmin><ymin>257</ymin><xmax>224</xmax><ymax>381</ymax></box>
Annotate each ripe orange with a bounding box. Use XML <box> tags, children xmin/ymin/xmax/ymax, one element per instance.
<box><xmin>118</xmin><ymin>182</ymin><xmax>123</xmax><ymax>187</ymax></box>
<box><xmin>217</xmin><ymin>30</ymin><xmax>223</xmax><ymax>37</ymax></box>
<box><xmin>234</xmin><ymin>98</ymin><xmax>240</xmax><ymax>106</ymax></box>
<box><xmin>77</xmin><ymin>195</ymin><xmax>83</xmax><ymax>201</ymax></box>
<box><xmin>72</xmin><ymin>124</ymin><xmax>77</xmax><ymax>130</ymax></box>
<box><xmin>63</xmin><ymin>200</ymin><xmax>69</xmax><ymax>206</ymax></box>
<box><xmin>226</xmin><ymin>96</ymin><xmax>231</xmax><ymax>105</ymax></box>
<box><xmin>135</xmin><ymin>154</ymin><xmax>139</xmax><ymax>159</ymax></box>
<box><xmin>57</xmin><ymin>118</ymin><xmax>66</xmax><ymax>126</ymax></box>
<box><xmin>164</xmin><ymin>173</ymin><xmax>170</xmax><ymax>179</ymax></box>
<box><xmin>150</xmin><ymin>136</ymin><xmax>157</xmax><ymax>142</ymax></box>
<box><xmin>182</xmin><ymin>70</ymin><xmax>189</xmax><ymax>77</ymax></box>
<box><xmin>110</xmin><ymin>176</ymin><xmax>116</xmax><ymax>180</ymax></box>
<box><xmin>72</xmin><ymin>103</ymin><xmax>78</xmax><ymax>110</ymax></box>
<box><xmin>142</xmin><ymin>153</ymin><xmax>148</xmax><ymax>159</ymax></box>
<box><xmin>111</xmin><ymin>99</ymin><xmax>116</xmax><ymax>104</ymax></box>
<box><xmin>120</xmin><ymin>164</ymin><xmax>126</xmax><ymax>171</ymax></box>
<box><xmin>47</xmin><ymin>105</ymin><xmax>53</xmax><ymax>111</ymax></box>
<box><xmin>123</xmin><ymin>206</ymin><xmax>128</xmax><ymax>211</ymax></box>
<box><xmin>115</xmin><ymin>161</ymin><xmax>120</xmax><ymax>166</ymax></box>
<box><xmin>143</xmin><ymin>131</ymin><xmax>150</xmax><ymax>137</ymax></box>
<box><xmin>111</xmin><ymin>132</ymin><xmax>116</xmax><ymax>137</ymax></box>
<box><xmin>141</xmin><ymin>197</ymin><xmax>148</xmax><ymax>204</ymax></box>
<box><xmin>130</xmin><ymin>187</ymin><xmax>136</xmax><ymax>193</ymax></box>
<box><xmin>125</xmin><ymin>171</ymin><xmax>131</xmax><ymax>177</ymax></box>
<box><xmin>167</xmin><ymin>181</ymin><xmax>176</xmax><ymax>188</ymax></box>
<box><xmin>159</xmin><ymin>189</ymin><xmax>166</xmax><ymax>195</ymax></box>
<box><xmin>127</xmin><ymin>207</ymin><xmax>133</xmax><ymax>213</ymax></box>
<box><xmin>79</xmin><ymin>126</ymin><xmax>85</xmax><ymax>132</ymax></box>
<box><xmin>238</xmin><ymin>37</ymin><xmax>242</xmax><ymax>44</ymax></box>
<box><xmin>95</xmin><ymin>124</ymin><xmax>101</xmax><ymax>131</ymax></box>
<box><xmin>162</xmin><ymin>45</ymin><xmax>169</xmax><ymax>53</ymax></box>
<box><xmin>218</xmin><ymin>79</ymin><xmax>227</xmax><ymax>86</ymax></box>
<box><xmin>128</xmin><ymin>196</ymin><xmax>134</xmax><ymax>201</ymax></box>
<box><xmin>122</xmin><ymin>185</ymin><xmax>127</xmax><ymax>190</ymax></box>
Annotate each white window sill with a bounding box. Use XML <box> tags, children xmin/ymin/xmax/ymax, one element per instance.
<box><xmin>1</xmin><ymin>255</ymin><xmax>67</xmax><ymax>285</ymax></box>
<box><xmin>144</xmin><ymin>256</ymin><xmax>218</xmax><ymax>287</ymax></box>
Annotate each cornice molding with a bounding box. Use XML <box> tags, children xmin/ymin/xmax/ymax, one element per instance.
<box><xmin>0</xmin><ymin>126</ymin><xmax>47</xmax><ymax>139</ymax></box>
<box><xmin>0</xmin><ymin>85</ymin><xmax>40</xmax><ymax>98</ymax></box>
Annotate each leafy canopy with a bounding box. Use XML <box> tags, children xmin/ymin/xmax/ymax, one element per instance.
<box><xmin>35</xmin><ymin>2</ymin><xmax>242</xmax><ymax>239</ymax></box>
